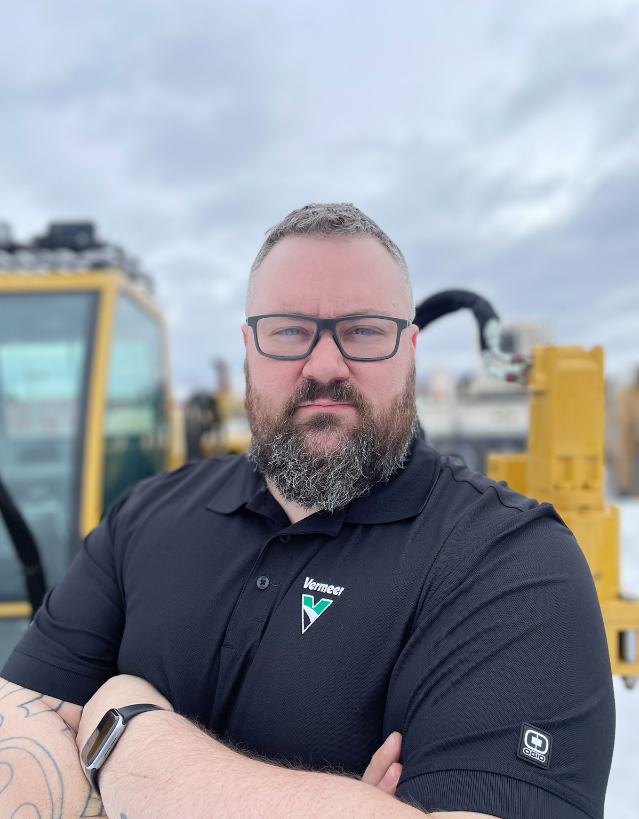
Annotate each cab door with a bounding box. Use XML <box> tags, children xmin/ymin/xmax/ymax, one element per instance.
<box><xmin>0</xmin><ymin>289</ymin><xmax>97</xmax><ymax>660</ymax></box>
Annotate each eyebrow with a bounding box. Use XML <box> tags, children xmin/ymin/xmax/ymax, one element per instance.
<box><xmin>345</xmin><ymin>308</ymin><xmax>392</xmax><ymax>316</ymax></box>
<box><xmin>258</xmin><ymin>308</ymin><xmax>394</xmax><ymax>317</ymax></box>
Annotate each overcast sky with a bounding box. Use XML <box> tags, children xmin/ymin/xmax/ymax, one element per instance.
<box><xmin>2</xmin><ymin>0</ymin><xmax>639</xmax><ymax>394</ymax></box>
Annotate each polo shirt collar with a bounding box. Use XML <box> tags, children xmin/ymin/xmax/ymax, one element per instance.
<box><xmin>205</xmin><ymin>458</ymin><xmax>349</xmax><ymax>536</ymax></box>
<box><xmin>205</xmin><ymin>456</ymin><xmax>261</xmax><ymax>515</ymax></box>
<box><xmin>205</xmin><ymin>439</ymin><xmax>440</xmax><ymax>529</ymax></box>
<box><xmin>344</xmin><ymin>438</ymin><xmax>440</xmax><ymax>524</ymax></box>
<box><xmin>244</xmin><ymin>481</ymin><xmax>348</xmax><ymax>536</ymax></box>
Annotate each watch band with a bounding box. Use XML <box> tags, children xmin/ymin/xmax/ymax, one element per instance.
<box><xmin>118</xmin><ymin>703</ymin><xmax>164</xmax><ymax>723</ymax></box>
<box><xmin>88</xmin><ymin>703</ymin><xmax>164</xmax><ymax>798</ymax></box>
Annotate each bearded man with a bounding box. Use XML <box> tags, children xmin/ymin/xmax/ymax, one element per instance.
<box><xmin>0</xmin><ymin>204</ymin><xmax>614</xmax><ymax>819</ymax></box>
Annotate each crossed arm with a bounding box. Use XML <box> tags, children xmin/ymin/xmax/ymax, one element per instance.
<box><xmin>0</xmin><ymin>674</ymin><xmax>500</xmax><ymax>819</ymax></box>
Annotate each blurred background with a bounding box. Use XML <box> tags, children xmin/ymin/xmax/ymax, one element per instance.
<box><xmin>1</xmin><ymin>0</ymin><xmax>639</xmax><ymax>815</ymax></box>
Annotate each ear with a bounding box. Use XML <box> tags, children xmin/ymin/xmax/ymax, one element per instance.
<box><xmin>242</xmin><ymin>323</ymin><xmax>249</xmax><ymax>349</ymax></box>
<box><xmin>409</xmin><ymin>323</ymin><xmax>419</xmax><ymax>353</ymax></box>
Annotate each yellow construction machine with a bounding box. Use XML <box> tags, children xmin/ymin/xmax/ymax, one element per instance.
<box><xmin>185</xmin><ymin>359</ymin><xmax>251</xmax><ymax>460</ymax></box>
<box><xmin>487</xmin><ymin>346</ymin><xmax>639</xmax><ymax>683</ymax></box>
<box><xmin>610</xmin><ymin>376</ymin><xmax>639</xmax><ymax>495</ymax></box>
<box><xmin>417</xmin><ymin>290</ymin><xmax>639</xmax><ymax>685</ymax></box>
<box><xmin>0</xmin><ymin>222</ymin><xmax>183</xmax><ymax>635</ymax></box>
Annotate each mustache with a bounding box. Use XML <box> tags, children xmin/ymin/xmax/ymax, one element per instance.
<box><xmin>282</xmin><ymin>379</ymin><xmax>369</xmax><ymax>419</ymax></box>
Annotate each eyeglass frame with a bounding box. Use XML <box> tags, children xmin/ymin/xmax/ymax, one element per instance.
<box><xmin>245</xmin><ymin>313</ymin><xmax>413</xmax><ymax>361</ymax></box>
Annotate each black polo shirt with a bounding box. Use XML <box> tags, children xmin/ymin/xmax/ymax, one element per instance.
<box><xmin>2</xmin><ymin>441</ymin><xmax>614</xmax><ymax>819</ymax></box>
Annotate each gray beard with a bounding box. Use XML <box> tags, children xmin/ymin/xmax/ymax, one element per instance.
<box><xmin>245</xmin><ymin>365</ymin><xmax>417</xmax><ymax>513</ymax></box>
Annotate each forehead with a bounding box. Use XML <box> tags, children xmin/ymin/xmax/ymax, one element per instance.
<box><xmin>249</xmin><ymin>235</ymin><xmax>409</xmax><ymax>317</ymax></box>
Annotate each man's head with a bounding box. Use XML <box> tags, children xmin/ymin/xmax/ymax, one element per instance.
<box><xmin>243</xmin><ymin>203</ymin><xmax>419</xmax><ymax>512</ymax></box>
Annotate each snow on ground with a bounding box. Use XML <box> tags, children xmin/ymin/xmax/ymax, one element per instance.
<box><xmin>604</xmin><ymin>498</ymin><xmax>639</xmax><ymax>818</ymax></box>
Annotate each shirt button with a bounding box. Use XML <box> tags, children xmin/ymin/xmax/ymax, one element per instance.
<box><xmin>256</xmin><ymin>575</ymin><xmax>270</xmax><ymax>590</ymax></box>
<box><xmin>279</xmin><ymin>534</ymin><xmax>291</xmax><ymax>543</ymax></box>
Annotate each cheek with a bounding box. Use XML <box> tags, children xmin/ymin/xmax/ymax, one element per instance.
<box><xmin>247</xmin><ymin>348</ymin><xmax>303</xmax><ymax>399</ymax></box>
<box><xmin>349</xmin><ymin>357</ymin><xmax>412</xmax><ymax>407</ymax></box>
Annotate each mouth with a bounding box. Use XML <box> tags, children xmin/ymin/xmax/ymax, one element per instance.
<box><xmin>296</xmin><ymin>400</ymin><xmax>356</xmax><ymax>413</ymax></box>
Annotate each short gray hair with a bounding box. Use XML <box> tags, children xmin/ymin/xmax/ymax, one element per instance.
<box><xmin>246</xmin><ymin>203</ymin><xmax>415</xmax><ymax>318</ymax></box>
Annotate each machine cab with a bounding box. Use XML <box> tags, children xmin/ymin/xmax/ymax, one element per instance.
<box><xmin>0</xmin><ymin>223</ymin><xmax>178</xmax><ymax>655</ymax></box>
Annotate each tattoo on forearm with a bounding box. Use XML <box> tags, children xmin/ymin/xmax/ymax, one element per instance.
<box><xmin>0</xmin><ymin>685</ymin><xmax>71</xmax><ymax>726</ymax></box>
<box><xmin>17</xmin><ymin>692</ymin><xmax>63</xmax><ymax>718</ymax></box>
<box><xmin>80</xmin><ymin>783</ymin><xmax>107</xmax><ymax>816</ymax></box>
<box><xmin>0</xmin><ymin>682</ymin><xmax>26</xmax><ymax>702</ymax></box>
<box><xmin>60</xmin><ymin>722</ymin><xmax>77</xmax><ymax>748</ymax></box>
<box><xmin>0</xmin><ymin>735</ymin><xmax>64</xmax><ymax>818</ymax></box>
<box><xmin>13</xmin><ymin>691</ymin><xmax>78</xmax><ymax>739</ymax></box>
<box><xmin>0</xmin><ymin>686</ymin><xmax>105</xmax><ymax>818</ymax></box>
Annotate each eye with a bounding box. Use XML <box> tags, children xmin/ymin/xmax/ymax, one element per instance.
<box><xmin>272</xmin><ymin>326</ymin><xmax>308</xmax><ymax>337</ymax></box>
<box><xmin>343</xmin><ymin>324</ymin><xmax>386</xmax><ymax>338</ymax></box>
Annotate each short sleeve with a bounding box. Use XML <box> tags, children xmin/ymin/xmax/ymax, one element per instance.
<box><xmin>1</xmin><ymin>491</ymin><xmax>131</xmax><ymax>705</ymax></box>
<box><xmin>388</xmin><ymin>499</ymin><xmax>615</xmax><ymax>819</ymax></box>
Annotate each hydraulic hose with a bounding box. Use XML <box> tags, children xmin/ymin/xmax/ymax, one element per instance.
<box><xmin>0</xmin><ymin>474</ymin><xmax>46</xmax><ymax>617</ymax></box>
<box><xmin>414</xmin><ymin>289</ymin><xmax>527</xmax><ymax>382</ymax></box>
<box><xmin>414</xmin><ymin>289</ymin><xmax>499</xmax><ymax>350</ymax></box>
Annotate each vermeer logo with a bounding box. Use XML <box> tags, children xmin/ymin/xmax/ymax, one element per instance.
<box><xmin>303</xmin><ymin>577</ymin><xmax>345</xmax><ymax>596</ymax></box>
<box><xmin>301</xmin><ymin>595</ymin><xmax>333</xmax><ymax>634</ymax></box>
<box><xmin>301</xmin><ymin>578</ymin><xmax>344</xmax><ymax>634</ymax></box>
<box><xmin>517</xmin><ymin>724</ymin><xmax>552</xmax><ymax>769</ymax></box>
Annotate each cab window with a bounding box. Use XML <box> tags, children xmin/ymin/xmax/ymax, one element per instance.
<box><xmin>0</xmin><ymin>291</ymin><xmax>95</xmax><ymax>599</ymax></box>
<box><xmin>102</xmin><ymin>294</ymin><xmax>168</xmax><ymax>514</ymax></box>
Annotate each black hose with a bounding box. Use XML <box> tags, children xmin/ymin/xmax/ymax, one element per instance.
<box><xmin>0</xmin><ymin>474</ymin><xmax>46</xmax><ymax>617</ymax></box>
<box><xmin>414</xmin><ymin>289</ymin><xmax>499</xmax><ymax>350</ymax></box>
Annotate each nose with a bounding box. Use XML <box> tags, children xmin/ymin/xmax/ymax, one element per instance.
<box><xmin>301</xmin><ymin>329</ymin><xmax>350</xmax><ymax>382</ymax></box>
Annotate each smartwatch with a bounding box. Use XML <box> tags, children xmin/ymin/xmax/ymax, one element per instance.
<box><xmin>81</xmin><ymin>703</ymin><xmax>164</xmax><ymax>797</ymax></box>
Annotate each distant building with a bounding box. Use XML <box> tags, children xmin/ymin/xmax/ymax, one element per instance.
<box><xmin>500</xmin><ymin>320</ymin><xmax>553</xmax><ymax>355</ymax></box>
<box><xmin>418</xmin><ymin>377</ymin><xmax>529</xmax><ymax>473</ymax></box>
<box><xmin>417</xmin><ymin>320</ymin><xmax>552</xmax><ymax>473</ymax></box>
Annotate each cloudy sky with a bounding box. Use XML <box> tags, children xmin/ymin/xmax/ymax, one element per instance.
<box><xmin>2</xmin><ymin>0</ymin><xmax>639</xmax><ymax>394</ymax></box>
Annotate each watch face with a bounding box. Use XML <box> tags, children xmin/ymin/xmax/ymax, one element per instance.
<box><xmin>81</xmin><ymin>710</ymin><xmax>120</xmax><ymax>767</ymax></box>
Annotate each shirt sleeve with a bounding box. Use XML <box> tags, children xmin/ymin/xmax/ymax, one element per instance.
<box><xmin>388</xmin><ymin>495</ymin><xmax>615</xmax><ymax>819</ymax></box>
<box><xmin>1</xmin><ymin>489</ymin><xmax>132</xmax><ymax>705</ymax></box>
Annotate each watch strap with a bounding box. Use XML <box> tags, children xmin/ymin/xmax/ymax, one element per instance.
<box><xmin>118</xmin><ymin>703</ymin><xmax>164</xmax><ymax>723</ymax></box>
<box><xmin>88</xmin><ymin>766</ymin><xmax>100</xmax><ymax>798</ymax></box>
<box><xmin>89</xmin><ymin>703</ymin><xmax>164</xmax><ymax>798</ymax></box>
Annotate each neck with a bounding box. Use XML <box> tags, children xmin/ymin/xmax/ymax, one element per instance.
<box><xmin>265</xmin><ymin>478</ymin><xmax>319</xmax><ymax>524</ymax></box>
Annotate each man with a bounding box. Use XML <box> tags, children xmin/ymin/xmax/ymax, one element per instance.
<box><xmin>0</xmin><ymin>203</ymin><xmax>614</xmax><ymax>818</ymax></box>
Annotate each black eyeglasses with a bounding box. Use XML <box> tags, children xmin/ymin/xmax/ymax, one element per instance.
<box><xmin>246</xmin><ymin>314</ymin><xmax>412</xmax><ymax>361</ymax></box>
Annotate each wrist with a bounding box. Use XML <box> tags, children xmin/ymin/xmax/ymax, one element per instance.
<box><xmin>77</xmin><ymin>674</ymin><xmax>173</xmax><ymax>754</ymax></box>
<box><xmin>98</xmin><ymin>708</ymin><xmax>181</xmax><ymax>796</ymax></box>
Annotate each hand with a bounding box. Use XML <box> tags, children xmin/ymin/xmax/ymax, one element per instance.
<box><xmin>361</xmin><ymin>732</ymin><xmax>403</xmax><ymax>796</ymax></box>
<box><xmin>76</xmin><ymin>674</ymin><xmax>173</xmax><ymax>757</ymax></box>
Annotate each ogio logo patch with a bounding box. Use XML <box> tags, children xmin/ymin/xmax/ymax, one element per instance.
<box><xmin>517</xmin><ymin>724</ymin><xmax>552</xmax><ymax>769</ymax></box>
<box><xmin>301</xmin><ymin>594</ymin><xmax>333</xmax><ymax>634</ymax></box>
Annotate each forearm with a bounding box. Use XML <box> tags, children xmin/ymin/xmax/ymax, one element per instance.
<box><xmin>0</xmin><ymin>677</ymin><xmax>104</xmax><ymax>818</ymax></box>
<box><xmin>99</xmin><ymin>711</ymin><xmax>480</xmax><ymax>819</ymax></box>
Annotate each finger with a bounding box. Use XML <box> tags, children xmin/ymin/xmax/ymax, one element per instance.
<box><xmin>376</xmin><ymin>762</ymin><xmax>403</xmax><ymax>796</ymax></box>
<box><xmin>361</xmin><ymin>732</ymin><xmax>401</xmax><ymax>786</ymax></box>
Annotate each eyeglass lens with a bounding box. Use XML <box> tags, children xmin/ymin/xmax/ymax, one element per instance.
<box><xmin>255</xmin><ymin>316</ymin><xmax>399</xmax><ymax>359</ymax></box>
